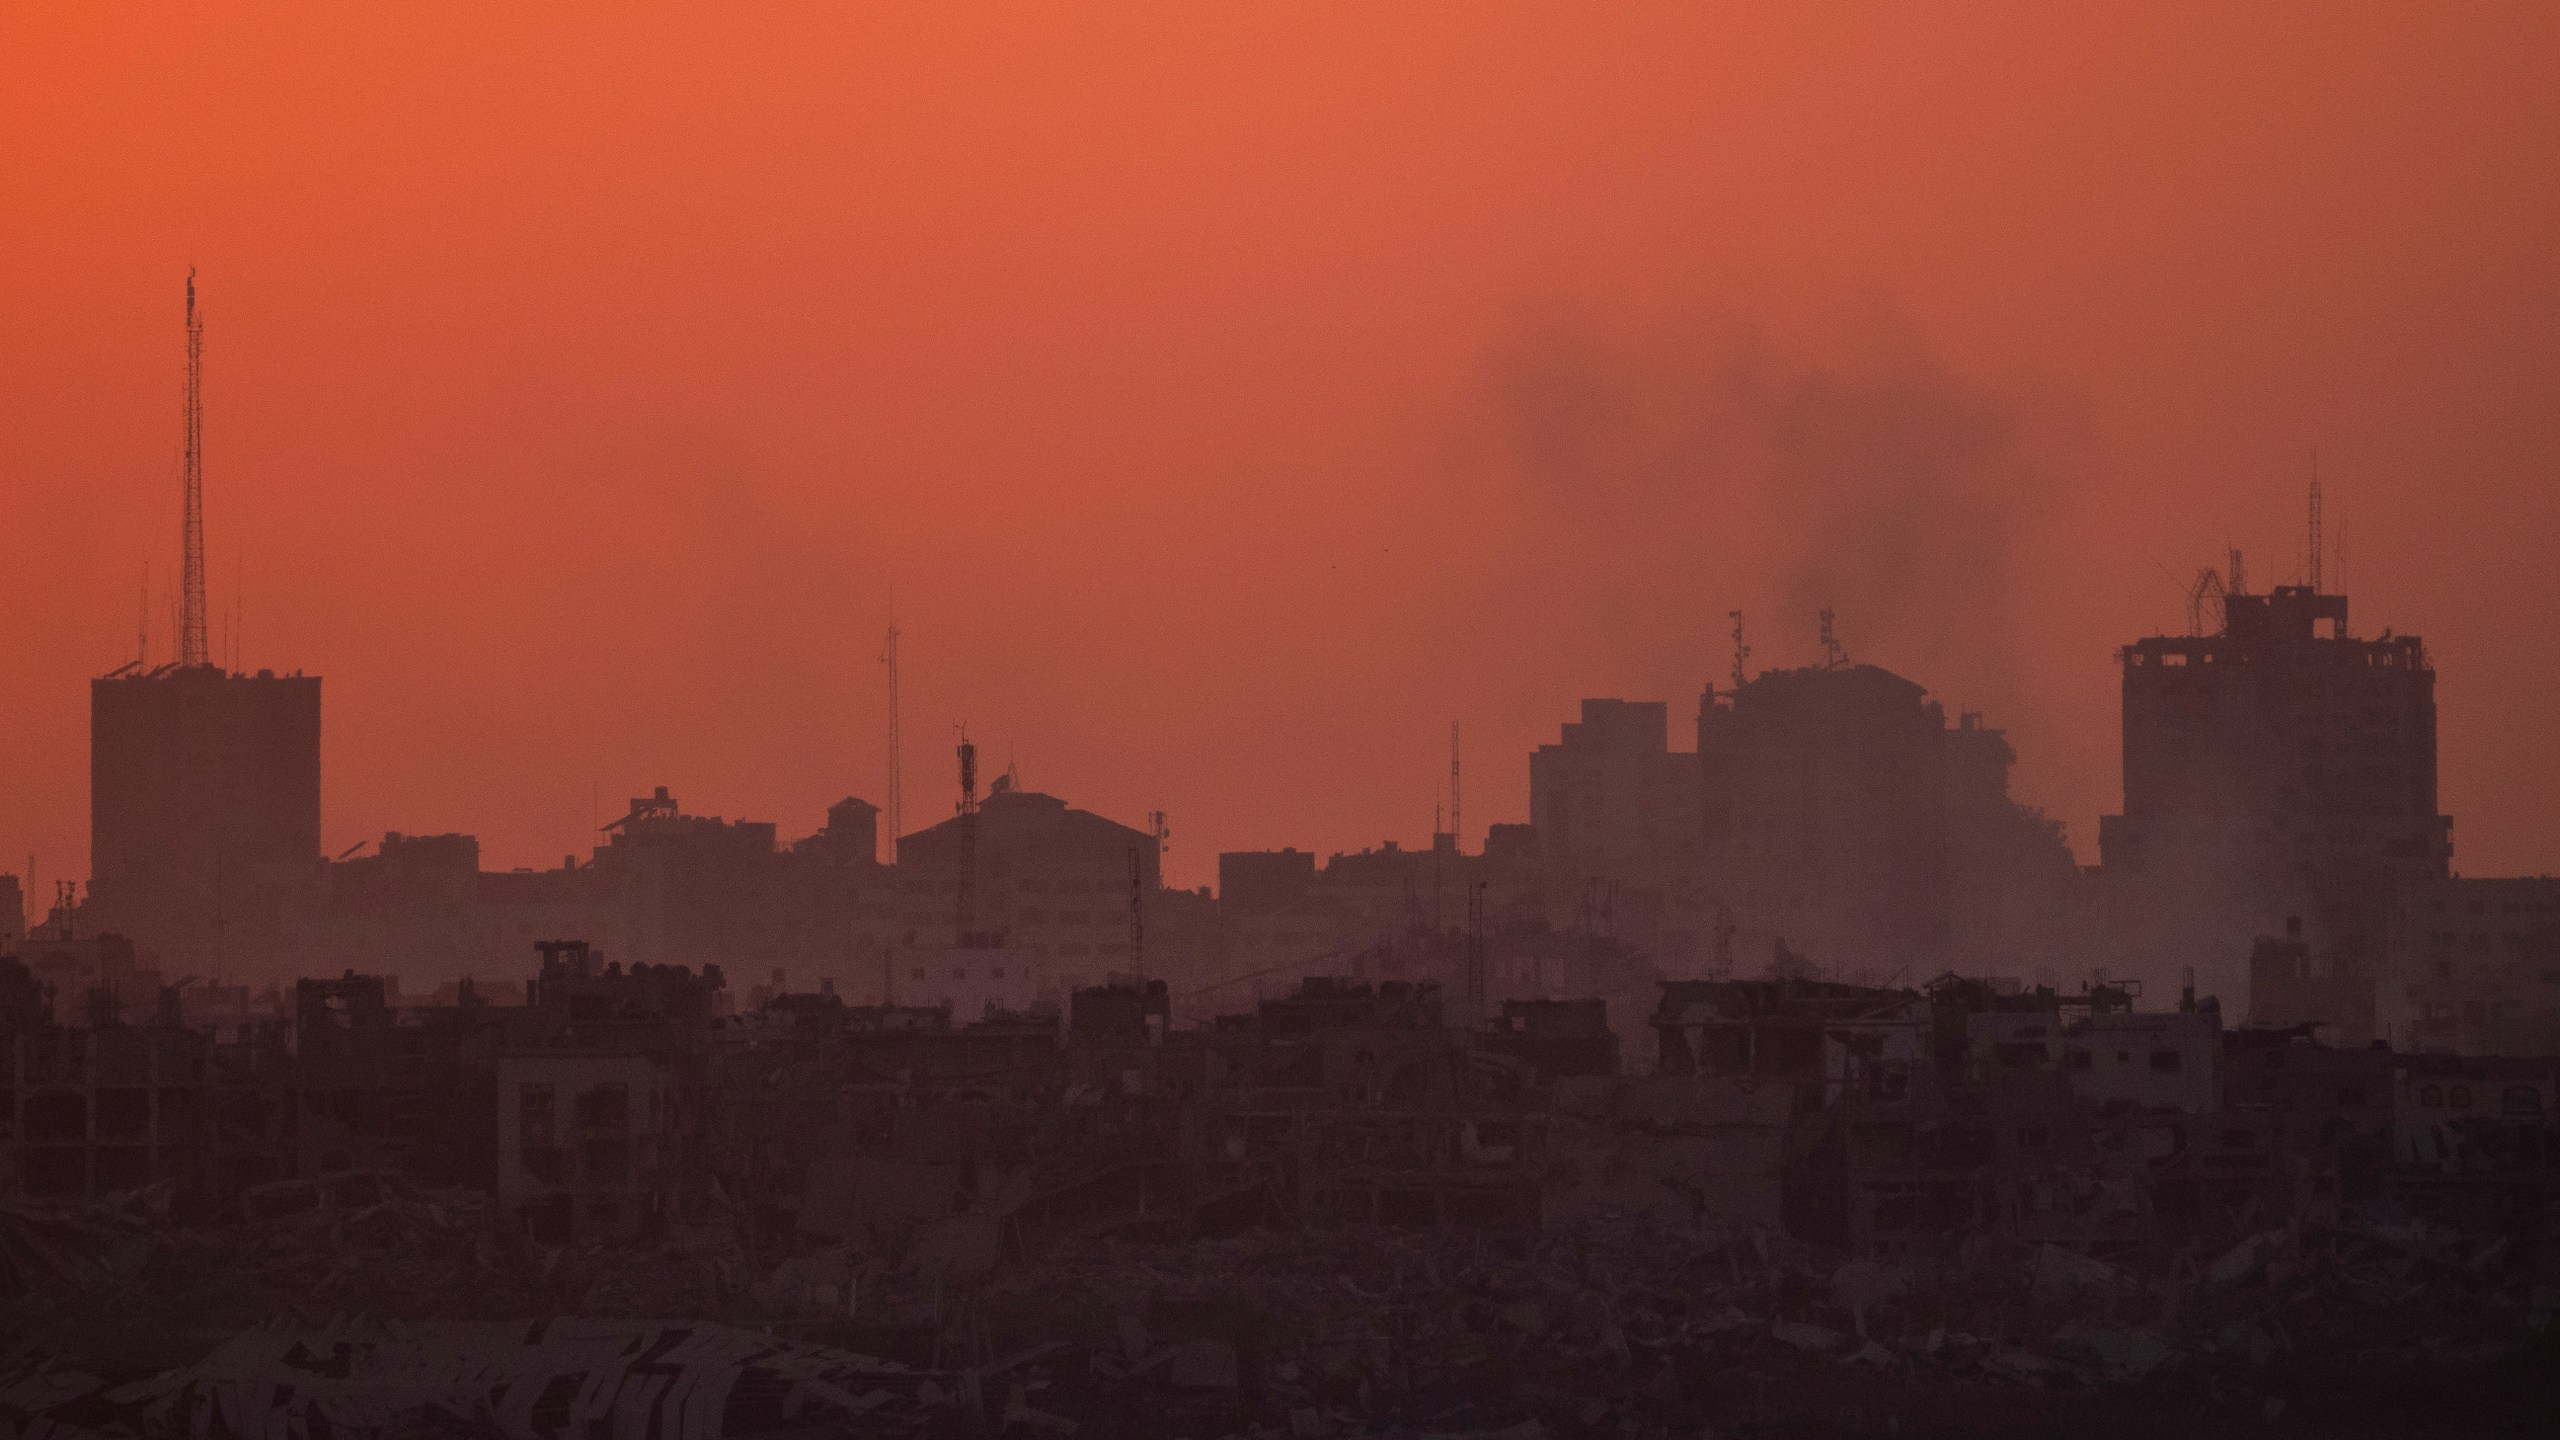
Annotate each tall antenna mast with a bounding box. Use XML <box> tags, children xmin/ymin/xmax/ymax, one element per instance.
<box><xmin>136</xmin><ymin>561</ymin><xmax>151</xmax><ymax>668</ymax></box>
<box><xmin>1127</xmin><ymin>847</ymin><xmax>1145</xmax><ymax>986</ymax></box>
<box><xmin>1448</xmin><ymin>721</ymin><xmax>1461</xmax><ymax>851</ymax></box>
<box><xmin>953</xmin><ymin>729</ymin><xmax>977</xmax><ymax>943</ymax></box>
<box><xmin>881</xmin><ymin>621</ymin><xmax>902</xmax><ymax>863</ymax></box>
<box><xmin>179</xmin><ymin>270</ymin><xmax>209</xmax><ymax>668</ymax></box>
<box><xmin>2307</xmin><ymin>458</ymin><xmax>2324</xmax><ymax>593</ymax></box>
<box><xmin>1728</xmin><ymin>610</ymin><xmax>1750</xmax><ymax>692</ymax></box>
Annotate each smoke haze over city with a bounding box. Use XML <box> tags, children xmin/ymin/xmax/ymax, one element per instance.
<box><xmin>5</xmin><ymin>5</ymin><xmax>2557</xmax><ymax>887</ymax></box>
<box><xmin>9</xmin><ymin>11</ymin><xmax>2560</xmax><ymax>1438</ymax></box>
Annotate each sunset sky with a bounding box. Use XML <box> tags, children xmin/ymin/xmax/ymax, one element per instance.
<box><xmin>4</xmin><ymin>5</ymin><xmax>2555</xmax><ymax>892</ymax></box>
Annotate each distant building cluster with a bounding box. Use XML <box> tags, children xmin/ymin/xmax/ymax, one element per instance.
<box><xmin>2</xmin><ymin>938</ymin><xmax>2548</xmax><ymax>1271</ymax></box>
<box><xmin>3</xmin><ymin>320</ymin><xmax>2553</xmax><ymax>1246</ymax></box>
<box><xmin>7</xmin><ymin>563</ymin><xmax>2552</xmax><ymax>1067</ymax></box>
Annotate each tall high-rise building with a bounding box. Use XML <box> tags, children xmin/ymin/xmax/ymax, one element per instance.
<box><xmin>1698</xmin><ymin>665</ymin><xmax>1955</xmax><ymax>976</ymax></box>
<box><xmin>2099</xmin><ymin>583</ymin><xmax>2448</xmax><ymax>1010</ymax></box>
<box><xmin>89</xmin><ymin>665</ymin><xmax>322</xmax><ymax>973</ymax></box>
<box><xmin>86</xmin><ymin>274</ymin><xmax>324</xmax><ymax>975</ymax></box>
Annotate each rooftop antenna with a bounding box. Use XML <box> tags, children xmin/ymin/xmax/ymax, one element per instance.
<box><xmin>881</xmin><ymin>617</ymin><xmax>901</xmax><ymax>864</ymax></box>
<box><xmin>1818</xmin><ymin>606</ymin><xmax>1847</xmax><ymax>668</ymax></box>
<box><xmin>2228</xmin><ymin>546</ymin><xmax>2247</xmax><ymax>598</ymax></box>
<box><xmin>1728</xmin><ymin>610</ymin><xmax>1750</xmax><ymax>691</ymax></box>
<box><xmin>135</xmin><ymin>561</ymin><xmax>151</xmax><ymax>669</ymax></box>
<box><xmin>179</xmin><ymin>270</ymin><xmax>209</xmax><ymax>668</ymax></box>
<box><xmin>2308</xmin><ymin>457</ymin><xmax>2323</xmax><ymax>592</ymax></box>
<box><xmin>1448</xmin><ymin>721</ymin><xmax>1461</xmax><ymax>851</ymax></box>
<box><xmin>2188</xmin><ymin>566</ymin><xmax>2227</xmax><ymax>636</ymax></box>
<box><xmin>1128</xmin><ymin>846</ymin><xmax>1146</xmax><ymax>986</ymax></box>
<box><xmin>953</xmin><ymin>727</ymin><xmax>978</xmax><ymax>943</ymax></box>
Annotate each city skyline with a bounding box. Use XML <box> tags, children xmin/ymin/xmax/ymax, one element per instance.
<box><xmin>4</xmin><ymin>8</ymin><xmax>2557</xmax><ymax>892</ymax></box>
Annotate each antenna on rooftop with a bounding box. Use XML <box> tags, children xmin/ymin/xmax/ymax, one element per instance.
<box><xmin>135</xmin><ymin>561</ymin><xmax>151</xmax><ymax>669</ymax></box>
<box><xmin>2308</xmin><ymin>457</ymin><xmax>2324</xmax><ymax>593</ymax></box>
<box><xmin>881</xmin><ymin>617</ymin><xmax>901</xmax><ymax>863</ymax></box>
<box><xmin>1128</xmin><ymin>846</ymin><xmax>1146</xmax><ymax>986</ymax></box>
<box><xmin>1448</xmin><ymin>721</ymin><xmax>1461</xmax><ymax>850</ymax></box>
<box><xmin>179</xmin><ymin>270</ymin><xmax>208</xmax><ymax>669</ymax></box>
<box><xmin>2188</xmin><ymin>566</ymin><xmax>2227</xmax><ymax>636</ymax></box>
<box><xmin>1728</xmin><ymin>610</ymin><xmax>1750</xmax><ymax>691</ymax></box>
<box><xmin>2227</xmin><ymin>546</ymin><xmax>2247</xmax><ymax>597</ymax></box>
<box><xmin>1818</xmin><ymin>607</ymin><xmax>1847</xmax><ymax>669</ymax></box>
<box><xmin>953</xmin><ymin>727</ymin><xmax>978</xmax><ymax>943</ymax></box>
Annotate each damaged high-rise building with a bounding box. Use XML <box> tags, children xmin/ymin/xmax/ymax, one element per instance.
<box><xmin>2101</xmin><ymin>581</ymin><xmax>2450</xmax><ymax>1019</ymax></box>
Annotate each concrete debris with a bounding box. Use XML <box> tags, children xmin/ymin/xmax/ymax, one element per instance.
<box><xmin>0</xmin><ymin>1202</ymin><xmax>2551</xmax><ymax>1437</ymax></box>
<box><xmin>2207</xmin><ymin>1228</ymin><xmax>2288</xmax><ymax>1288</ymax></box>
<box><xmin>2032</xmin><ymin>1241</ymin><xmax>2126</xmax><ymax>1295</ymax></box>
<box><xmin>1769</xmin><ymin>1321</ymin><xmax>1846</xmax><ymax>1353</ymax></box>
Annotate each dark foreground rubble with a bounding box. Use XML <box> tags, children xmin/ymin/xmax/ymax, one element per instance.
<box><xmin>3</xmin><ymin>1188</ymin><xmax>2553</xmax><ymax>1439</ymax></box>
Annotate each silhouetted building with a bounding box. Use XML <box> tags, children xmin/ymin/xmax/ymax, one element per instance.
<box><xmin>2382</xmin><ymin>875</ymin><xmax>2560</xmax><ymax>1055</ymax></box>
<box><xmin>2102</xmin><ymin>583</ymin><xmax>2448</xmax><ymax>998</ymax></box>
<box><xmin>2249</xmin><ymin>913</ymin><xmax>2376</xmax><ymax>1044</ymax></box>
<box><xmin>1699</xmin><ymin>664</ymin><xmax>1957</xmax><ymax>976</ymax></box>
<box><xmin>1942</xmin><ymin>711</ymin><xmax>2086</xmax><ymax>974</ymax></box>
<box><xmin>89</xmin><ymin>665</ymin><xmax>322</xmax><ymax>976</ymax></box>
<box><xmin>893</xmin><ymin>781</ymin><xmax>1171</xmax><ymax>993</ymax></box>
<box><xmin>1218</xmin><ymin>848</ymin><xmax>1317</xmax><ymax>916</ymax></box>
<box><xmin>1530</xmin><ymin>699</ymin><xmax>1690</xmax><ymax>862</ymax></box>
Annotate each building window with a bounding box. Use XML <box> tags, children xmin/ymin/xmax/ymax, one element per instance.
<box><xmin>911</xmin><ymin>967</ymin><xmax>926</xmax><ymax>980</ymax></box>
<box><xmin>520</xmin><ymin>1084</ymin><xmax>556</xmax><ymax>1148</ymax></box>
<box><xmin>953</xmin><ymin>968</ymin><xmax>967</xmax><ymax>980</ymax></box>
<box><xmin>2065</xmin><ymin>1049</ymin><xmax>2092</xmax><ymax>1071</ymax></box>
<box><xmin>575</xmin><ymin>1083</ymin><xmax>629</xmax><ymax>1131</ymax></box>
<box><xmin>584</xmin><ymin>1135</ymin><xmax>630</xmax><ymax>1184</ymax></box>
<box><xmin>2501</xmin><ymin>1086</ymin><xmax>2543</xmax><ymax>1116</ymax></box>
<box><xmin>991</xmin><ymin>967</ymin><xmax>1005</xmax><ymax>979</ymax></box>
<box><xmin>2419</xmin><ymin>1084</ymin><xmax>2443</xmax><ymax>1108</ymax></box>
<box><xmin>2148</xmin><ymin>1050</ymin><xmax>2184</xmax><ymax>1073</ymax></box>
<box><xmin>2449</xmin><ymin>1085</ymin><xmax>2473</xmax><ymax>1109</ymax></box>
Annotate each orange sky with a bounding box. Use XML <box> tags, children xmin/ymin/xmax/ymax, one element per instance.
<box><xmin>4</xmin><ymin>5</ymin><xmax>2556</xmax><ymax>892</ymax></box>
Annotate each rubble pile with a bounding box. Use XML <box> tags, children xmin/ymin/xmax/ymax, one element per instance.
<box><xmin>3</xmin><ymin>1198</ymin><xmax>2550</xmax><ymax>1438</ymax></box>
